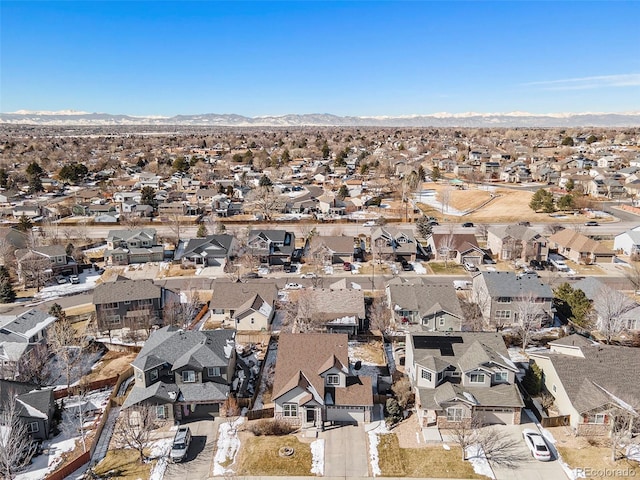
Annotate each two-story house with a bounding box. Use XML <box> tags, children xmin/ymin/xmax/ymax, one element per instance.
<box><xmin>105</xmin><ymin>228</ymin><xmax>163</xmax><ymax>265</ymax></box>
<box><xmin>93</xmin><ymin>277</ymin><xmax>171</xmax><ymax>334</ymax></box>
<box><xmin>613</xmin><ymin>225</ymin><xmax>640</xmax><ymax>256</ymax></box>
<box><xmin>487</xmin><ymin>225</ymin><xmax>549</xmax><ymax>263</ymax></box>
<box><xmin>208</xmin><ymin>280</ymin><xmax>279</xmax><ymax>331</ymax></box>
<box><xmin>247</xmin><ymin>230</ymin><xmax>295</xmax><ymax>266</ymax></box>
<box><xmin>386</xmin><ymin>282</ymin><xmax>463</xmax><ymax>331</ymax></box>
<box><xmin>405</xmin><ymin>332</ymin><xmax>523</xmax><ymax>432</ymax></box>
<box><xmin>175</xmin><ymin>234</ymin><xmax>239</xmax><ymax>268</ymax></box>
<box><xmin>0</xmin><ymin>380</ymin><xmax>56</xmax><ymax>440</ymax></box>
<box><xmin>531</xmin><ymin>336</ymin><xmax>640</xmax><ymax>436</ymax></box>
<box><xmin>371</xmin><ymin>226</ymin><xmax>418</xmax><ymax>263</ymax></box>
<box><xmin>548</xmin><ymin>229</ymin><xmax>615</xmax><ymax>264</ymax></box>
<box><xmin>272</xmin><ymin>333</ymin><xmax>373</xmax><ymax>428</ymax></box>
<box><xmin>472</xmin><ymin>272</ymin><xmax>554</xmax><ymax>328</ymax></box>
<box><xmin>16</xmin><ymin>245</ymin><xmax>79</xmax><ymax>284</ymax></box>
<box><xmin>0</xmin><ymin>309</ymin><xmax>57</xmax><ymax>378</ymax></box>
<box><xmin>123</xmin><ymin>326</ymin><xmax>236</xmax><ymax>422</ymax></box>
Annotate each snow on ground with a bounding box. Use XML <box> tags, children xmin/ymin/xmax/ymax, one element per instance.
<box><xmin>149</xmin><ymin>436</ymin><xmax>173</xmax><ymax>480</ymax></box>
<box><xmin>507</xmin><ymin>347</ymin><xmax>529</xmax><ymax>363</ymax></box>
<box><xmin>465</xmin><ymin>445</ymin><xmax>495</xmax><ymax>479</ymax></box>
<box><xmin>310</xmin><ymin>438</ymin><xmax>325</xmax><ymax>475</ymax></box>
<box><xmin>252</xmin><ymin>341</ymin><xmax>277</xmax><ymax>410</ymax></box>
<box><xmin>627</xmin><ymin>444</ymin><xmax>640</xmax><ymax>462</ymax></box>
<box><xmin>349</xmin><ymin>342</ymin><xmax>385</xmax><ymax>391</ymax></box>
<box><xmin>34</xmin><ymin>270</ymin><xmax>102</xmax><ymax>301</ymax></box>
<box><xmin>212</xmin><ymin>417</ymin><xmax>245</xmax><ymax>476</ymax></box>
<box><xmin>367</xmin><ymin>422</ymin><xmax>389</xmax><ymax>477</ymax></box>
<box><xmin>16</xmin><ymin>389</ymin><xmax>112</xmax><ymax>480</ymax></box>
<box><xmin>47</xmin><ymin>347</ymin><xmax>105</xmax><ymax>387</ymax></box>
<box><xmin>410</xmin><ymin>262</ymin><xmax>426</xmax><ymax>274</ymax></box>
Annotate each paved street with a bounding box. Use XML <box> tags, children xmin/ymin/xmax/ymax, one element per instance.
<box><xmin>165</xmin><ymin>418</ymin><xmax>221</xmax><ymax>480</ymax></box>
<box><xmin>321</xmin><ymin>424</ymin><xmax>370</xmax><ymax>477</ymax></box>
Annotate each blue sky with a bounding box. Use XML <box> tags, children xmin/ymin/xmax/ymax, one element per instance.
<box><xmin>2</xmin><ymin>1</ymin><xmax>639</xmax><ymax>116</ymax></box>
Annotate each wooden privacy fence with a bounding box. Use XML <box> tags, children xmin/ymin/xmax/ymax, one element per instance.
<box><xmin>45</xmin><ymin>367</ymin><xmax>134</xmax><ymax>480</ymax></box>
<box><xmin>187</xmin><ymin>304</ymin><xmax>209</xmax><ymax>330</ymax></box>
<box><xmin>247</xmin><ymin>408</ymin><xmax>275</xmax><ymax>421</ymax></box>
<box><xmin>54</xmin><ymin>375</ymin><xmax>119</xmax><ymax>400</ymax></box>
<box><xmin>541</xmin><ymin>415</ymin><xmax>570</xmax><ymax>428</ymax></box>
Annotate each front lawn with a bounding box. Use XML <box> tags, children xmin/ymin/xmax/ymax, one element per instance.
<box><xmin>377</xmin><ymin>433</ymin><xmax>489</xmax><ymax>478</ymax></box>
<box><xmin>236</xmin><ymin>435</ymin><xmax>312</xmax><ymax>476</ymax></box>
<box><xmin>92</xmin><ymin>448</ymin><xmax>153</xmax><ymax>479</ymax></box>
<box><xmin>558</xmin><ymin>445</ymin><xmax>640</xmax><ymax>477</ymax></box>
<box><xmin>428</xmin><ymin>262</ymin><xmax>466</xmax><ymax>275</ymax></box>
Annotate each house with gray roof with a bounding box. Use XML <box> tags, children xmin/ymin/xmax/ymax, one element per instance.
<box><xmin>472</xmin><ymin>272</ymin><xmax>554</xmax><ymax>328</ymax></box>
<box><xmin>16</xmin><ymin>245</ymin><xmax>79</xmax><ymax>285</ymax></box>
<box><xmin>93</xmin><ymin>277</ymin><xmax>172</xmax><ymax>334</ymax></box>
<box><xmin>405</xmin><ymin>332</ymin><xmax>523</xmax><ymax>431</ymax></box>
<box><xmin>386</xmin><ymin>282</ymin><xmax>463</xmax><ymax>332</ymax></box>
<box><xmin>105</xmin><ymin>228</ymin><xmax>163</xmax><ymax>265</ymax></box>
<box><xmin>306</xmin><ymin>288</ymin><xmax>366</xmax><ymax>335</ymax></box>
<box><xmin>371</xmin><ymin>226</ymin><xmax>418</xmax><ymax>262</ymax></box>
<box><xmin>0</xmin><ymin>380</ymin><xmax>56</xmax><ymax>440</ymax></box>
<box><xmin>487</xmin><ymin>224</ymin><xmax>549</xmax><ymax>262</ymax></box>
<box><xmin>613</xmin><ymin>225</ymin><xmax>640</xmax><ymax>256</ymax></box>
<box><xmin>0</xmin><ymin>309</ymin><xmax>56</xmax><ymax>378</ymax></box>
<box><xmin>247</xmin><ymin>229</ymin><xmax>296</xmax><ymax>266</ymax></box>
<box><xmin>531</xmin><ymin>340</ymin><xmax>640</xmax><ymax>436</ymax></box>
<box><xmin>209</xmin><ymin>280</ymin><xmax>278</xmax><ymax>331</ymax></box>
<box><xmin>175</xmin><ymin>234</ymin><xmax>239</xmax><ymax>267</ymax></box>
<box><xmin>123</xmin><ymin>326</ymin><xmax>236</xmax><ymax>422</ymax></box>
<box><xmin>305</xmin><ymin>235</ymin><xmax>358</xmax><ymax>265</ymax></box>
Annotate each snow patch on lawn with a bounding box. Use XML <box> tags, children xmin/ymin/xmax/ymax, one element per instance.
<box><xmin>310</xmin><ymin>438</ymin><xmax>325</xmax><ymax>475</ymax></box>
<box><xmin>410</xmin><ymin>262</ymin><xmax>427</xmax><ymax>274</ymax></box>
<box><xmin>367</xmin><ymin>422</ymin><xmax>389</xmax><ymax>477</ymax></box>
<box><xmin>34</xmin><ymin>271</ymin><xmax>101</xmax><ymax>301</ymax></box>
<box><xmin>212</xmin><ymin>417</ymin><xmax>245</xmax><ymax>476</ymax></box>
<box><xmin>465</xmin><ymin>444</ymin><xmax>495</xmax><ymax>479</ymax></box>
<box><xmin>627</xmin><ymin>444</ymin><xmax>640</xmax><ymax>462</ymax></box>
<box><xmin>149</xmin><ymin>436</ymin><xmax>173</xmax><ymax>480</ymax></box>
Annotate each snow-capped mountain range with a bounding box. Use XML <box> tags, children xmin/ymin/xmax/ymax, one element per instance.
<box><xmin>2</xmin><ymin>110</ymin><xmax>639</xmax><ymax>127</ymax></box>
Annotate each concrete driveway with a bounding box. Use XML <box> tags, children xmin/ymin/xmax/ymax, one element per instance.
<box><xmin>164</xmin><ymin>418</ymin><xmax>220</xmax><ymax>480</ymax></box>
<box><xmin>492</xmin><ymin>424</ymin><xmax>568</xmax><ymax>480</ymax></box>
<box><xmin>320</xmin><ymin>424</ymin><xmax>369</xmax><ymax>477</ymax></box>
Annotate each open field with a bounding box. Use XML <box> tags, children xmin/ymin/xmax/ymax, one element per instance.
<box><xmin>376</xmin><ymin>433</ymin><xmax>488</xmax><ymax>478</ymax></box>
<box><xmin>236</xmin><ymin>434</ymin><xmax>313</xmax><ymax>476</ymax></box>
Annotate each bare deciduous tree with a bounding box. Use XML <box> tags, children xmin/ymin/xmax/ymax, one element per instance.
<box><xmin>368</xmin><ymin>296</ymin><xmax>392</xmax><ymax>334</ymax></box>
<box><xmin>436</xmin><ymin>231</ymin><xmax>456</xmax><ymax>268</ymax></box>
<box><xmin>16</xmin><ymin>343</ymin><xmax>51</xmax><ymax>385</ymax></box>
<box><xmin>245</xmin><ymin>186</ymin><xmax>286</xmax><ymax>221</ymax></box>
<box><xmin>48</xmin><ymin>316</ymin><xmax>78</xmax><ymax>392</ymax></box>
<box><xmin>0</xmin><ymin>388</ymin><xmax>36</xmax><ymax>479</ymax></box>
<box><xmin>281</xmin><ymin>289</ymin><xmax>319</xmax><ymax>333</ymax></box>
<box><xmin>594</xmin><ymin>286</ymin><xmax>635</xmax><ymax>344</ymax></box>
<box><xmin>516</xmin><ymin>292</ymin><xmax>544</xmax><ymax>351</ymax></box>
<box><xmin>114</xmin><ymin>405</ymin><xmax>157</xmax><ymax>464</ymax></box>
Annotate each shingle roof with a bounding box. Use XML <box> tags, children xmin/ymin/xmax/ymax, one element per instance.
<box><xmin>533</xmin><ymin>344</ymin><xmax>640</xmax><ymax>414</ymax></box>
<box><xmin>93</xmin><ymin>278</ymin><xmax>162</xmax><ymax>305</ymax></box>
<box><xmin>180</xmin><ymin>234</ymin><xmax>235</xmax><ymax>258</ymax></box>
<box><xmin>477</xmin><ymin>271</ymin><xmax>553</xmax><ymax>298</ymax></box>
<box><xmin>209</xmin><ymin>280</ymin><xmax>278</xmax><ymax>310</ymax></box>
<box><xmin>549</xmin><ymin>229</ymin><xmax>611</xmax><ymax>255</ymax></box>
<box><xmin>308</xmin><ymin>289</ymin><xmax>366</xmax><ymax>321</ymax></box>
<box><xmin>488</xmin><ymin>224</ymin><xmax>546</xmax><ymax>243</ymax></box>
<box><xmin>388</xmin><ymin>284</ymin><xmax>463</xmax><ymax>319</ymax></box>
<box><xmin>308</xmin><ymin>236</ymin><xmax>355</xmax><ymax>255</ymax></box>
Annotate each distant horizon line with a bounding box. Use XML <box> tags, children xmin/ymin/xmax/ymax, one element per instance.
<box><xmin>4</xmin><ymin>109</ymin><xmax>640</xmax><ymax>118</ymax></box>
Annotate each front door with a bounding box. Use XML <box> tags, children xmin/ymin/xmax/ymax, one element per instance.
<box><xmin>306</xmin><ymin>408</ymin><xmax>315</xmax><ymax>424</ymax></box>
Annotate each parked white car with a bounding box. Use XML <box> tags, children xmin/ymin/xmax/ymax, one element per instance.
<box><xmin>284</xmin><ymin>283</ymin><xmax>303</xmax><ymax>290</ymax></box>
<box><xmin>362</xmin><ymin>220</ymin><xmax>377</xmax><ymax>227</ymax></box>
<box><xmin>522</xmin><ymin>428</ymin><xmax>552</xmax><ymax>461</ymax></box>
<box><xmin>300</xmin><ymin>272</ymin><xmax>317</xmax><ymax>279</ymax></box>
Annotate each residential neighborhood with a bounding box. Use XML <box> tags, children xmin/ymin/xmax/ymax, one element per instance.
<box><xmin>0</xmin><ymin>124</ymin><xmax>639</xmax><ymax>480</ymax></box>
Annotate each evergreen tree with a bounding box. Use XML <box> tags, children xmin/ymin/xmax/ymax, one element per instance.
<box><xmin>417</xmin><ymin>166</ymin><xmax>426</xmax><ymax>181</ymax></box>
<box><xmin>416</xmin><ymin>216</ymin><xmax>434</xmax><ymax>238</ymax></box>
<box><xmin>557</xmin><ymin>194</ymin><xmax>575</xmax><ymax>211</ymax></box>
<box><xmin>431</xmin><ymin>166</ymin><xmax>441</xmax><ymax>182</ymax></box>
<box><xmin>337</xmin><ymin>185</ymin><xmax>349</xmax><ymax>199</ymax></box>
<box><xmin>0</xmin><ymin>277</ymin><xmax>16</xmax><ymax>303</ymax></box>
<box><xmin>28</xmin><ymin>175</ymin><xmax>43</xmax><ymax>193</ymax></box>
<box><xmin>0</xmin><ymin>168</ymin><xmax>9</xmax><ymax>189</ymax></box>
<box><xmin>26</xmin><ymin>162</ymin><xmax>43</xmax><ymax>177</ymax></box>
<box><xmin>196</xmin><ymin>223</ymin><xmax>208</xmax><ymax>238</ymax></box>
<box><xmin>259</xmin><ymin>175</ymin><xmax>273</xmax><ymax>188</ymax></box>
<box><xmin>522</xmin><ymin>363</ymin><xmax>542</xmax><ymax>395</ymax></box>
<box><xmin>48</xmin><ymin>303</ymin><xmax>67</xmax><ymax>322</ymax></box>
<box><xmin>554</xmin><ymin>283</ymin><xmax>593</xmax><ymax>328</ymax></box>
<box><xmin>321</xmin><ymin>141</ymin><xmax>330</xmax><ymax>160</ymax></box>
<box><xmin>140</xmin><ymin>186</ymin><xmax>157</xmax><ymax>209</ymax></box>
<box><xmin>529</xmin><ymin>189</ymin><xmax>554</xmax><ymax>212</ymax></box>
<box><xmin>172</xmin><ymin>156</ymin><xmax>190</xmax><ymax>173</ymax></box>
<box><xmin>281</xmin><ymin>148</ymin><xmax>290</xmax><ymax>163</ymax></box>
<box><xmin>0</xmin><ymin>265</ymin><xmax>10</xmax><ymax>281</ymax></box>
<box><xmin>565</xmin><ymin>179</ymin><xmax>575</xmax><ymax>192</ymax></box>
<box><xmin>16</xmin><ymin>214</ymin><xmax>32</xmax><ymax>232</ymax></box>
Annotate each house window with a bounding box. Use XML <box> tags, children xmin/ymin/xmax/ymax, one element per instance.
<box><xmin>439</xmin><ymin>317</ymin><xmax>445</xmax><ymax>327</ymax></box>
<box><xmin>150</xmin><ymin>369</ymin><xmax>158</xmax><ymax>382</ymax></box>
<box><xmin>156</xmin><ymin>405</ymin><xmax>168</xmax><ymax>419</ymax></box>
<box><xmin>469</xmin><ymin>373</ymin><xmax>485</xmax><ymax>384</ymax></box>
<box><xmin>446</xmin><ymin>407</ymin><xmax>464</xmax><ymax>422</ymax></box>
<box><xmin>103</xmin><ymin>302</ymin><xmax>118</xmax><ymax>309</ymax></box>
<box><xmin>27</xmin><ymin>422</ymin><xmax>39</xmax><ymax>433</ymax></box>
<box><xmin>138</xmin><ymin>299</ymin><xmax>152</xmax><ymax>306</ymax></box>
<box><xmin>208</xmin><ymin>367</ymin><xmax>221</xmax><ymax>377</ymax></box>
<box><xmin>497</xmin><ymin>297</ymin><xmax>512</xmax><ymax>303</ymax></box>
<box><xmin>421</xmin><ymin>369</ymin><xmax>432</xmax><ymax>381</ymax></box>
<box><xmin>494</xmin><ymin>310</ymin><xmax>512</xmax><ymax>321</ymax></box>
<box><xmin>124</xmin><ymin>300</ymin><xmax>131</xmax><ymax>305</ymax></box>
<box><xmin>450</xmin><ymin>371</ymin><xmax>461</xmax><ymax>377</ymax></box>
<box><xmin>437</xmin><ymin>371</ymin><xmax>444</xmax><ymax>382</ymax></box>
<box><xmin>494</xmin><ymin>372</ymin><xmax>508</xmax><ymax>383</ymax></box>
<box><xmin>326</xmin><ymin>374</ymin><xmax>340</xmax><ymax>385</ymax></box>
<box><xmin>106</xmin><ymin>315</ymin><xmax>121</xmax><ymax>325</ymax></box>
<box><xmin>587</xmin><ymin>414</ymin><xmax>607</xmax><ymax>424</ymax></box>
<box><xmin>182</xmin><ymin>371</ymin><xmax>196</xmax><ymax>383</ymax></box>
<box><xmin>283</xmin><ymin>403</ymin><xmax>298</xmax><ymax>417</ymax></box>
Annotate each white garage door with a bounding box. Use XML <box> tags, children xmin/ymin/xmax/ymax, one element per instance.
<box><xmin>327</xmin><ymin>406</ymin><xmax>365</xmax><ymax>423</ymax></box>
<box><xmin>477</xmin><ymin>408</ymin><xmax>514</xmax><ymax>425</ymax></box>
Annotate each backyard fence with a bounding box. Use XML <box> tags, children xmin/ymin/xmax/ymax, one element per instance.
<box><xmin>246</xmin><ymin>408</ymin><xmax>275</xmax><ymax>421</ymax></box>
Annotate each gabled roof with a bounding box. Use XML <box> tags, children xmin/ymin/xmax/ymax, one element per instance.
<box><xmin>209</xmin><ymin>280</ymin><xmax>278</xmax><ymax>310</ymax></box>
<box><xmin>93</xmin><ymin>278</ymin><xmax>162</xmax><ymax>304</ymax></box>
<box><xmin>488</xmin><ymin>224</ymin><xmax>546</xmax><ymax>243</ymax></box>
<box><xmin>180</xmin><ymin>234</ymin><xmax>235</xmax><ymax>258</ymax></box>
<box><xmin>307</xmin><ymin>288</ymin><xmax>366</xmax><ymax>321</ymax></box>
<box><xmin>107</xmin><ymin>228</ymin><xmax>157</xmax><ymax>243</ymax></box>
<box><xmin>0</xmin><ymin>309</ymin><xmax>56</xmax><ymax>338</ymax></box>
<box><xmin>388</xmin><ymin>283</ymin><xmax>463</xmax><ymax>319</ymax></box>
<box><xmin>308</xmin><ymin>236</ymin><xmax>355</xmax><ymax>255</ymax></box>
<box><xmin>131</xmin><ymin>326</ymin><xmax>234</xmax><ymax>371</ymax></box>
<box><xmin>475</xmin><ymin>271</ymin><xmax>553</xmax><ymax>299</ymax></box>
<box><xmin>548</xmin><ymin>229</ymin><xmax>611</xmax><ymax>255</ymax></box>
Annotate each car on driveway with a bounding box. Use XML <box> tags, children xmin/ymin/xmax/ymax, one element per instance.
<box><xmin>462</xmin><ymin>222</ymin><xmax>474</xmax><ymax>228</ymax></box>
<box><xmin>284</xmin><ymin>282</ymin><xmax>303</xmax><ymax>290</ymax></box>
<box><xmin>55</xmin><ymin>275</ymin><xmax>67</xmax><ymax>284</ymax></box>
<box><xmin>584</xmin><ymin>220</ymin><xmax>599</xmax><ymax>226</ymax></box>
<box><xmin>522</xmin><ymin>428</ymin><xmax>552</xmax><ymax>461</ymax></box>
<box><xmin>300</xmin><ymin>272</ymin><xmax>317</xmax><ymax>279</ymax></box>
<box><xmin>343</xmin><ymin>262</ymin><xmax>352</xmax><ymax>271</ymax></box>
<box><xmin>362</xmin><ymin>220</ymin><xmax>376</xmax><ymax>227</ymax></box>
<box><xmin>463</xmin><ymin>262</ymin><xmax>478</xmax><ymax>272</ymax></box>
<box><xmin>241</xmin><ymin>272</ymin><xmax>262</xmax><ymax>280</ymax></box>
<box><xmin>70</xmin><ymin>274</ymin><xmax>80</xmax><ymax>284</ymax></box>
<box><xmin>170</xmin><ymin>426</ymin><xmax>192</xmax><ymax>463</ymax></box>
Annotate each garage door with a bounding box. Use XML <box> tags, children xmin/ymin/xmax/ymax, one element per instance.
<box><xmin>326</xmin><ymin>406</ymin><xmax>365</xmax><ymax>423</ymax></box>
<box><xmin>477</xmin><ymin>408</ymin><xmax>514</xmax><ymax>425</ymax></box>
<box><xmin>183</xmin><ymin>403</ymin><xmax>220</xmax><ymax>420</ymax></box>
